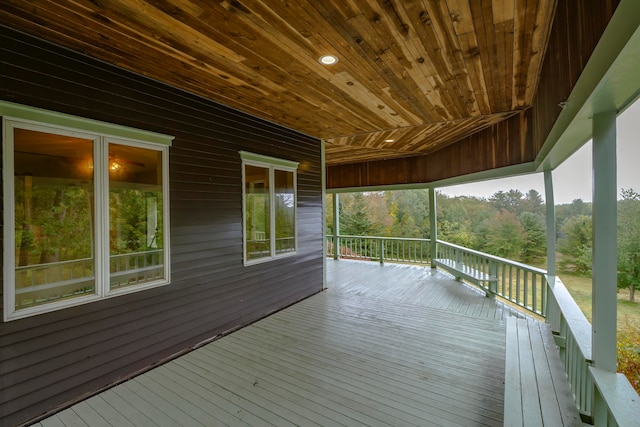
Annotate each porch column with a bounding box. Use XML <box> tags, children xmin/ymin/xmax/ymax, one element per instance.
<box><xmin>592</xmin><ymin>110</ymin><xmax>617</xmax><ymax>373</ymax></box>
<box><xmin>333</xmin><ymin>193</ymin><xmax>340</xmax><ymax>260</ymax></box>
<box><xmin>322</xmin><ymin>140</ymin><xmax>327</xmax><ymax>289</ymax></box>
<box><xmin>429</xmin><ymin>187</ymin><xmax>437</xmax><ymax>267</ymax></box>
<box><xmin>544</xmin><ymin>170</ymin><xmax>556</xmax><ymax>276</ymax></box>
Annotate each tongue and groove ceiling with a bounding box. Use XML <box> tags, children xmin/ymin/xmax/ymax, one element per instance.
<box><xmin>0</xmin><ymin>0</ymin><xmax>556</xmax><ymax>167</ymax></box>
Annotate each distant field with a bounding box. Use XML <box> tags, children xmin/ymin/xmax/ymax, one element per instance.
<box><xmin>558</xmin><ymin>272</ymin><xmax>640</xmax><ymax>329</ymax></box>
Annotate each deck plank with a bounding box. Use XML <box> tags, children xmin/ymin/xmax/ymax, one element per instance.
<box><xmin>39</xmin><ymin>259</ymin><xmax>556</xmax><ymax>426</ymax></box>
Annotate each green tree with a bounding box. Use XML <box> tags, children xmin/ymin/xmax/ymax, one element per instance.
<box><xmin>340</xmin><ymin>193</ymin><xmax>381</xmax><ymax>236</ymax></box>
<box><xmin>522</xmin><ymin>189</ymin><xmax>545</xmax><ymax>216</ymax></box>
<box><xmin>558</xmin><ymin>214</ymin><xmax>592</xmax><ymax>274</ymax></box>
<box><xmin>617</xmin><ymin>188</ymin><xmax>640</xmax><ymax>302</ymax></box>
<box><xmin>438</xmin><ymin>195</ymin><xmax>477</xmax><ymax>247</ymax></box>
<box><xmin>386</xmin><ymin>190</ymin><xmax>430</xmax><ymax>238</ymax></box>
<box><xmin>482</xmin><ymin>209</ymin><xmax>527</xmax><ymax>259</ymax></box>
<box><xmin>519</xmin><ymin>212</ymin><xmax>547</xmax><ymax>263</ymax></box>
<box><xmin>489</xmin><ymin>189</ymin><xmax>524</xmax><ymax>215</ymax></box>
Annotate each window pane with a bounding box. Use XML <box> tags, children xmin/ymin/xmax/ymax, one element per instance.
<box><xmin>13</xmin><ymin>128</ymin><xmax>95</xmax><ymax>310</ymax></box>
<box><xmin>109</xmin><ymin>144</ymin><xmax>164</xmax><ymax>290</ymax></box>
<box><xmin>245</xmin><ymin>165</ymin><xmax>270</xmax><ymax>260</ymax></box>
<box><xmin>275</xmin><ymin>169</ymin><xmax>295</xmax><ymax>254</ymax></box>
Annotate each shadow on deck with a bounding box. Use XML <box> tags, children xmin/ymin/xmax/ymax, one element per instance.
<box><xmin>37</xmin><ymin>259</ymin><xmax>543</xmax><ymax>426</ymax></box>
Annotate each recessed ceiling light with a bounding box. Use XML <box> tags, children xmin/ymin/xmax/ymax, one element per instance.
<box><xmin>319</xmin><ymin>55</ymin><xmax>339</xmax><ymax>65</ymax></box>
<box><xmin>384</xmin><ymin>139</ymin><xmax>395</xmax><ymax>142</ymax></box>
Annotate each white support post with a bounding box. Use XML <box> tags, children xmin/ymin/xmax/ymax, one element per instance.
<box><xmin>592</xmin><ymin>111</ymin><xmax>618</xmax><ymax>373</ymax></box>
<box><xmin>429</xmin><ymin>188</ymin><xmax>437</xmax><ymax>267</ymax></box>
<box><xmin>333</xmin><ymin>193</ymin><xmax>340</xmax><ymax>260</ymax></box>
<box><xmin>321</xmin><ymin>140</ymin><xmax>327</xmax><ymax>290</ymax></box>
<box><xmin>544</xmin><ymin>170</ymin><xmax>556</xmax><ymax>277</ymax></box>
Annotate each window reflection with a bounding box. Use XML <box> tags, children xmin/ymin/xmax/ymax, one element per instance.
<box><xmin>13</xmin><ymin>128</ymin><xmax>95</xmax><ymax>308</ymax></box>
<box><xmin>109</xmin><ymin>144</ymin><xmax>164</xmax><ymax>290</ymax></box>
<box><xmin>275</xmin><ymin>169</ymin><xmax>295</xmax><ymax>254</ymax></box>
<box><xmin>245</xmin><ymin>165</ymin><xmax>270</xmax><ymax>261</ymax></box>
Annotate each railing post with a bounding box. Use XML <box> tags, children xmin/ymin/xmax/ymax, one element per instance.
<box><xmin>429</xmin><ymin>187</ymin><xmax>437</xmax><ymax>267</ymax></box>
<box><xmin>333</xmin><ymin>193</ymin><xmax>340</xmax><ymax>260</ymax></box>
<box><xmin>379</xmin><ymin>238</ymin><xmax>384</xmax><ymax>265</ymax></box>
<box><xmin>488</xmin><ymin>260</ymin><xmax>497</xmax><ymax>297</ymax></box>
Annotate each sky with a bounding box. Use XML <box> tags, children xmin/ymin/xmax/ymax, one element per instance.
<box><xmin>439</xmin><ymin>100</ymin><xmax>640</xmax><ymax>205</ymax></box>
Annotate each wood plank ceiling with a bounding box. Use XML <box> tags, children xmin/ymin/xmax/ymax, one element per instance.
<box><xmin>0</xmin><ymin>0</ymin><xmax>556</xmax><ymax>166</ymax></box>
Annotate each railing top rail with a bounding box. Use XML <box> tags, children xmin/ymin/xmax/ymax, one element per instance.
<box><xmin>436</xmin><ymin>239</ymin><xmax>547</xmax><ymax>274</ymax></box>
<box><xmin>547</xmin><ymin>274</ymin><xmax>593</xmax><ymax>360</ymax></box>
<box><xmin>110</xmin><ymin>249</ymin><xmax>164</xmax><ymax>258</ymax></box>
<box><xmin>335</xmin><ymin>234</ymin><xmax>431</xmax><ymax>243</ymax></box>
<box><xmin>15</xmin><ymin>257</ymin><xmax>94</xmax><ymax>270</ymax></box>
<box><xmin>17</xmin><ymin>250</ymin><xmax>165</xmax><ymax>271</ymax></box>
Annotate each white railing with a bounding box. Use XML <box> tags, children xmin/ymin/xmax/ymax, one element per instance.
<box><xmin>110</xmin><ymin>249</ymin><xmax>164</xmax><ymax>289</ymax></box>
<box><xmin>546</xmin><ymin>274</ymin><xmax>594</xmax><ymax>418</ymax></box>
<box><xmin>437</xmin><ymin>240</ymin><xmax>548</xmax><ymax>317</ymax></box>
<box><xmin>15</xmin><ymin>250</ymin><xmax>164</xmax><ymax>307</ymax></box>
<box><xmin>326</xmin><ymin>235</ymin><xmax>431</xmax><ymax>265</ymax></box>
<box><xmin>546</xmin><ymin>275</ymin><xmax>640</xmax><ymax>425</ymax></box>
<box><xmin>327</xmin><ymin>234</ymin><xmax>640</xmax><ymax>425</ymax></box>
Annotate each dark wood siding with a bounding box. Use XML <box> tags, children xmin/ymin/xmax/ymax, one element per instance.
<box><xmin>0</xmin><ymin>26</ymin><xmax>323</xmax><ymax>427</ymax></box>
<box><xmin>530</xmin><ymin>0</ymin><xmax>620</xmax><ymax>150</ymax></box>
<box><xmin>327</xmin><ymin>110</ymin><xmax>533</xmax><ymax>189</ymax></box>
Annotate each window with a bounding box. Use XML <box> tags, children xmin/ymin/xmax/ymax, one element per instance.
<box><xmin>2</xmin><ymin>102</ymin><xmax>172</xmax><ymax>321</ymax></box>
<box><xmin>241</xmin><ymin>151</ymin><xmax>298</xmax><ymax>265</ymax></box>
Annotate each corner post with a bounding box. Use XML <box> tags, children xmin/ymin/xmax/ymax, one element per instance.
<box><xmin>332</xmin><ymin>193</ymin><xmax>340</xmax><ymax>260</ymax></box>
<box><xmin>429</xmin><ymin>187</ymin><xmax>437</xmax><ymax>267</ymax></box>
<box><xmin>592</xmin><ymin>111</ymin><xmax>618</xmax><ymax>373</ymax></box>
<box><xmin>322</xmin><ymin>140</ymin><xmax>327</xmax><ymax>289</ymax></box>
<box><xmin>544</xmin><ymin>169</ymin><xmax>556</xmax><ymax>276</ymax></box>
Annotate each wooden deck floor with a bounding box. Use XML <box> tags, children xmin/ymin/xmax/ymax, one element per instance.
<box><xmin>37</xmin><ymin>260</ymin><xmax>517</xmax><ymax>426</ymax></box>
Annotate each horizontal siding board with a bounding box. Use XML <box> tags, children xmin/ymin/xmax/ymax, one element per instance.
<box><xmin>0</xmin><ymin>25</ymin><xmax>323</xmax><ymax>427</ymax></box>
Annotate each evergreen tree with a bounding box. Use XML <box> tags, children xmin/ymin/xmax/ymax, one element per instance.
<box><xmin>519</xmin><ymin>212</ymin><xmax>547</xmax><ymax>263</ymax></box>
<box><xmin>482</xmin><ymin>209</ymin><xmax>527</xmax><ymax>259</ymax></box>
<box><xmin>489</xmin><ymin>189</ymin><xmax>525</xmax><ymax>215</ymax></box>
<box><xmin>340</xmin><ymin>193</ymin><xmax>380</xmax><ymax>236</ymax></box>
<box><xmin>523</xmin><ymin>189</ymin><xmax>545</xmax><ymax>215</ymax></box>
<box><xmin>558</xmin><ymin>215</ymin><xmax>592</xmax><ymax>274</ymax></box>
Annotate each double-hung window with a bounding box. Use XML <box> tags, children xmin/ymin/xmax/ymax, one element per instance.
<box><xmin>2</xmin><ymin>102</ymin><xmax>172</xmax><ymax>321</ymax></box>
<box><xmin>241</xmin><ymin>151</ymin><xmax>298</xmax><ymax>265</ymax></box>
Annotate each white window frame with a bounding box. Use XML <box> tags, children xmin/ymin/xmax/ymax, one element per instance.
<box><xmin>2</xmin><ymin>101</ymin><xmax>173</xmax><ymax>321</ymax></box>
<box><xmin>240</xmin><ymin>151</ymin><xmax>298</xmax><ymax>266</ymax></box>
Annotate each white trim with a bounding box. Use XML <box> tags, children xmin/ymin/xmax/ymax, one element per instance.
<box><xmin>241</xmin><ymin>152</ymin><xmax>298</xmax><ymax>266</ymax></box>
<box><xmin>0</xmin><ymin>100</ymin><xmax>174</xmax><ymax>146</ymax></box>
<box><xmin>2</xmin><ymin>113</ymin><xmax>172</xmax><ymax>322</ymax></box>
<box><xmin>239</xmin><ymin>150</ymin><xmax>298</xmax><ymax>170</ymax></box>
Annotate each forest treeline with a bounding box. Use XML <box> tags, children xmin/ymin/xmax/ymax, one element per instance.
<box><xmin>327</xmin><ymin>188</ymin><xmax>640</xmax><ymax>301</ymax></box>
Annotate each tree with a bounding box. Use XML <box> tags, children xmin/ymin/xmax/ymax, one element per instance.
<box><xmin>558</xmin><ymin>215</ymin><xmax>592</xmax><ymax>274</ymax></box>
<box><xmin>519</xmin><ymin>212</ymin><xmax>547</xmax><ymax>263</ymax></box>
<box><xmin>340</xmin><ymin>193</ymin><xmax>381</xmax><ymax>236</ymax></box>
<box><xmin>482</xmin><ymin>209</ymin><xmax>527</xmax><ymax>259</ymax></box>
<box><xmin>386</xmin><ymin>190</ymin><xmax>430</xmax><ymax>238</ymax></box>
<box><xmin>617</xmin><ymin>188</ymin><xmax>640</xmax><ymax>302</ymax></box>
<box><xmin>522</xmin><ymin>189</ymin><xmax>545</xmax><ymax>216</ymax></box>
<box><xmin>489</xmin><ymin>189</ymin><xmax>524</xmax><ymax>215</ymax></box>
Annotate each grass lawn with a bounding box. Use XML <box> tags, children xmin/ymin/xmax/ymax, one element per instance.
<box><xmin>558</xmin><ymin>272</ymin><xmax>640</xmax><ymax>329</ymax></box>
